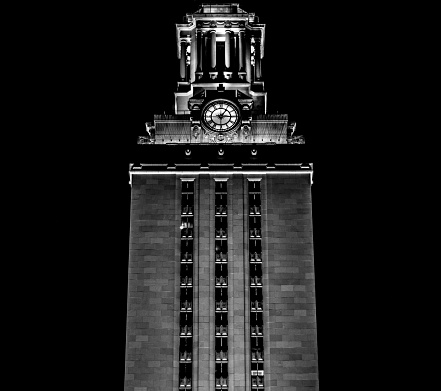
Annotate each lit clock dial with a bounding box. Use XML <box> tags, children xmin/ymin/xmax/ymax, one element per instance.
<box><xmin>201</xmin><ymin>99</ymin><xmax>241</xmax><ymax>132</ymax></box>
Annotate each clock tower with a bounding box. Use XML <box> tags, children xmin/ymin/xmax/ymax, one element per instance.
<box><xmin>125</xmin><ymin>3</ymin><xmax>318</xmax><ymax>390</ymax></box>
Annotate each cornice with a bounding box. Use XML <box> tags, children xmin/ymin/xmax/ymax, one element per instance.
<box><xmin>129</xmin><ymin>166</ymin><xmax>313</xmax><ymax>186</ymax></box>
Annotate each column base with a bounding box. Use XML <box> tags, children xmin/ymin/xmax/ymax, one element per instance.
<box><xmin>238</xmin><ymin>71</ymin><xmax>247</xmax><ymax>81</ymax></box>
<box><xmin>195</xmin><ymin>71</ymin><xmax>204</xmax><ymax>81</ymax></box>
<box><xmin>251</xmin><ymin>81</ymin><xmax>265</xmax><ymax>92</ymax></box>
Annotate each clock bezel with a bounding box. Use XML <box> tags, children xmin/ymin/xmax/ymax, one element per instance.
<box><xmin>200</xmin><ymin>99</ymin><xmax>241</xmax><ymax>134</ymax></box>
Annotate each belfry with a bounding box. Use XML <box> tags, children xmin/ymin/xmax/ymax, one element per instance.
<box><xmin>125</xmin><ymin>3</ymin><xmax>319</xmax><ymax>390</ymax></box>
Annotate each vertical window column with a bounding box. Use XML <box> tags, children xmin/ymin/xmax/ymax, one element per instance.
<box><xmin>179</xmin><ymin>180</ymin><xmax>194</xmax><ymax>390</ymax></box>
<box><xmin>249</xmin><ymin>180</ymin><xmax>264</xmax><ymax>390</ymax></box>
<box><xmin>215</xmin><ymin>179</ymin><xmax>228</xmax><ymax>390</ymax></box>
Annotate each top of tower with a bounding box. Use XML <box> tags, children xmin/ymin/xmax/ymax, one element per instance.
<box><xmin>135</xmin><ymin>2</ymin><xmax>306</xmax><ymax>146</ymax></box>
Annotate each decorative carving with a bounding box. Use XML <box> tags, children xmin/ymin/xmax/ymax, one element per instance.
<box><xmin>228</xmin><ymin>131</ymin><xmax>237</xmax><ymax>142</ymax></box>
<box><xmin>242</xmin><ymin>124</ymin><xmax>250</xmax><ymax>139</ymax></box>
<box><xmin>286</xmin><ymin>122</ymin><xmax>305</xmax><ymax>144</ymax></box>
<box><xmin>203</xmin><ymin>127</ymin><xmax>239</xmax><ymax>144</ymax></box>
<box><xmin>237</xmin><ymin>90</ymin><xmax>254</xmax><ymax>110</ymax></box>
<box><xmin>292</xmin><ymin>136</ymin><xmax>305</xmax><ymax>144</ymax></box>
<box><xmin>192</xmin><ymin>125</ymin><xmax>200</xmax><ymax>139</ymax></box>
<box><xmin>188</xmin><ymin>90</ymin><xmax>205</xmax><ymax>111</ymax></box>
<box><xmin>138</xmin><ymin>123</ymin><xmax>155</xmax><ymax>144</ymax></box>
<box><xmin>289</xmin><ymin>135</ymin><xmax>305</xmax><ymax>144</ymax></box>
<box><xmin>288</xmin><ymin>122</ymin><xmax>297</xmax><ymax>138</ymax></box>
<box><xmin>138</xmin><ymin>136</ymin><xmax>154</xmax><ymax>144</ymax></box>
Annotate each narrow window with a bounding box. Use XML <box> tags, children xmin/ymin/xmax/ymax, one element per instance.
<box><xmin>215</xmin><ymin>179</ymin><xmax>228</xmax><ymax>390</ymax></box>
<box><xmin>249</xmin><ymin>179</ymin><xmax>264</xmax><ymax>390</ymax></box>
<box><xmin>179</xmin><ymin>179</ymin><xmax>194</xmax><ymax>390</ymax></box>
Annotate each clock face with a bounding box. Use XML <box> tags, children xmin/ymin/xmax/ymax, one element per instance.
<box><xmin>201</xmin><ymin>99</ymin><xmax>240</xmax><ymax>133</ymax></box>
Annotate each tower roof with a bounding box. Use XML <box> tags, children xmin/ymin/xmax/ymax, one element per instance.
<box><xmin>196</xmin><ymin>3</ymin><xmax>245</xmax><ymax>14</ymax></box>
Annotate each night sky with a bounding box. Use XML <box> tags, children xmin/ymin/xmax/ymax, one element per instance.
<box><xmin>69</xmin><ymin>1</ymin><xmax>378</xmax><ymax>389</ymax></box>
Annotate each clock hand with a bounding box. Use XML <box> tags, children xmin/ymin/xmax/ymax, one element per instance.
<box><xmin>218</xmin><ymin>109</ymin><xmax>229</xmax><ymax>122</ymax></box>
<box><xmin>216</xmin><ymin>110</ymin><xmax>225</xmax><ymax>121</ymax></box>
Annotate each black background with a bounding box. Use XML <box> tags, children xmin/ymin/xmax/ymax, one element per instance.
<box><xmin>53</xmin><ymin>1</ymin><xmax>389</xmax><ymax>389</ymax></box>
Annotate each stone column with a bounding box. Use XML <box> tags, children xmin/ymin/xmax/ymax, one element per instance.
<box><xmin>210</xmin><ymin>30</ymin><xmax>217</xmax><ymax>70</ymax></box>
<box><xmin>245</xmin><ymin>35</ymin><xmax>252</xmax><ymax>83</ymax></box>
<box><xmin>197</xmin><ymin>30</ymin><xmax>203</xmax><ymax>73</ymax></box>
<box><xmin>180</xmin><ymin>40</ymin><xmax>187</xmax><ymax>81</ymax></box>
<box><xmin>255</xmin><ymin>37</ymin><xmax>262</xmax><ymax>80</ymax></box>
<box><xmin>232</xmin><ymin>33</ymin><xmax>237</xmax><ymax>74</ymax></box>
<box><xmin>238</xmin><ymin>30</ymin><xmax>245</xmax><ymax>72</ymax></box>
<box><xmin>190</xmin><ymin>34</ymin><xmax>197</xmax><ymax>82</ymax></box>
<box><xmin>225</xmin><ymin>30</ymin><xmax>231</xmax><ymax>70</ymax></box>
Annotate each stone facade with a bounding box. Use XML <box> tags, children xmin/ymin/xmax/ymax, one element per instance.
<box><xmin>125</xmin><ymin>172</ymin><xmax>318</xmax><ymax>390</ymax></box>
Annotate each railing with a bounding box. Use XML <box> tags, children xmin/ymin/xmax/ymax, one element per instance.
<box><xmin>250</xmin><ymin>276</ymin><xmax>262</xmax><ymax>286</ymax></box>
<box><xmin>181</xmin><ymin>276</ymin><xmax>193</xmax><ymax>286</ymax></box>
<box><xmin>182</xmin><ymin>252</ymin><xmax>193</xmax><ymax>262</ymax></box>
<box><xmin>180</xmin><ymin>326</ymin><xmax>193</xmax><ymax>335</ymax></box>
<box><xmin>251</xmin><ymin>301</ymin><xmax>263</xmax><ymax>311</ymax></box>
<box><xmin>182</xmin><ymin>205</ymin><xmax>193</xmax><ymax>215</ymax></box>
<box><xmin>181</xmin><ymin>301</ymin><xmax>193</xmax><ymax>311</ymax></box>
<box><xmin>215</xmin><ymin>351</ymin><xmax>228</xmax><ymax>361</ymax></box>
<box><xmin>249</xmin><ymin>205</ymin><xmax>261</xmax><ymax>215</ymax></box>
<box><xmin>180</xmin><ymin>351</ymin><xmax>192</xmax><ymax>361</ymax></box>
<box><xmin>215</xmin><ymin>301</ymin><xmax>228</xmax><ymax>311</ymax></box>
<box><xmin>179</xmin><ymin>376</ymin><xmax>192</xmax><ymax>387</ymax></box>
<box><xmin>251</xmin><ymin>325</ymin><xmax>263</xmax><ymax>335</ymax></box>
<box><xmin>181</xmin><ymin>228</ymin><xmax>193</xmax><ymax>238</ymax></box>
<box><xmin>215</xmin><ymin>228</ymin><xmax>227</xmax><ymax>238</ymax></box>
<box><xmin>215</xmin><ymin>325</ymin><xmax>228</xmax><ymax>335</ymax></box>
<box><xmin>250</xmin><ymin>252</ymin><xmax>262</xmax><ymax>262</ymax></box>
<box><xmin>251</xmin><ymin>350</ymin><xmax>263</xmax><ymax>361</ymax></box>
<box><xmin>215</xmin><ymin>376</ymin><xmax>228</xmax><ymax>387</ymax></box>
<box><xmin>251</xmin><ymin>376</ymin><xmax>264</xmax><ymax>386</ymax></box>
<box><xmin>215</xmin><ymin>276</ymin><xmax>228</xmax><ymax>286</ymax></box>
<box><xmin>216</xmin><ymin>253</ymin><xmax>228</xmax><ymax>262</ymax></box>
<box><xmin>250</xmin><ymin>228</ymin><xmax>261</xmax><ymax>238</ymax></box>
<box><xmin>215</xmin><ymin>205</ymin><xmax>228</xmax><ymax>215</ymax></box>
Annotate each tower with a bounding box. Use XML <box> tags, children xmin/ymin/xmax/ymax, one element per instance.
<box><xmin>125</xmin><ymin>3</ymin><xmax>318</xmax><ymax>390</ymax></box>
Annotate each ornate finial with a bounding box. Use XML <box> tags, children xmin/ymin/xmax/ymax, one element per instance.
<box><xmin>287</xmin><ymin>122</ymin><xmax>305</xmax><ymax>144</ymax></box>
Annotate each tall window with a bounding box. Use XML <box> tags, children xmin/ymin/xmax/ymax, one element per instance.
<box><xmin>179</xmin><ymin>180</ymin><xmax>194</xmax><ymax>390</ymax></box>
<box><xmin>215</xmin><ymin>179</ymin><xmax>228</xmax><ymax>390</ymax></box>
<box><xmin>249</xmin><ymin>179</ymin><xmax>264</xmax><ymax>390</ymax></box>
